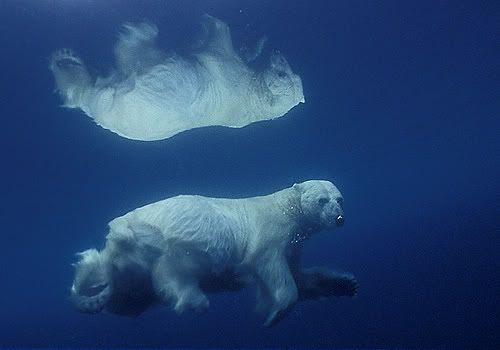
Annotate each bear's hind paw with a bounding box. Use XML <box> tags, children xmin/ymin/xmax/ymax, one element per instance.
<box><xmin>50</xmin><ymin>48</ymin><xmax>84</xmax><ymax>70</ymax></box>
<box><xmin>173</xmin><ymin>292</ymin><xmax>209</xmax><ymax>315</ymax></box>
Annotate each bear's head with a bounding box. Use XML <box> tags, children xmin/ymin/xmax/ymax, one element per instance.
<box><xmin>263</xmin><ymin>50</ymin><xmax>305</xmax><ymax>112</ymax></box>
<box><xmin>293</xmin><ymin>180</ymin><xmax>344</xmax><ymax>230</ymax></box>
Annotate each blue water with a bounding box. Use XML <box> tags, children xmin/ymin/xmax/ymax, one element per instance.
<box><xmin>1</xmin><ymin>0</ymin><xmax>498</xmax><ymax>348</ymax></box>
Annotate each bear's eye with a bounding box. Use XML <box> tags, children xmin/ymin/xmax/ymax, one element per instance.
<box><xmin>318</xmin><ymin>197</ymin><xmax>329</xmax><ymax>205</ymax></box>
<box><xmin>336</xmin><ymin>197</ymin><xmax>344</xmax><ymax>206</ymax></box>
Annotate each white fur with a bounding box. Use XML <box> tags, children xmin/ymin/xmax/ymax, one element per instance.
<box><xmin>50</xmin><ymin>15</ymin><xmax>304</xmax><ymax>141</ymax></box>
<box><xmin>71</xmin><ymin>180</ymin><xmax>357</xmax><ymax>325</ymax></box>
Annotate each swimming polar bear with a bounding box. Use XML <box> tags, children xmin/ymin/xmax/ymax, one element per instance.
<box><xmin>71</xmin><ymin>180</ymin><xmax>357</xmax><ymax>326</ymax></box>
<box><xmin>50</xmin><ymin>15</ymin><xmax>304</xmax><ymax>141</ymax></box>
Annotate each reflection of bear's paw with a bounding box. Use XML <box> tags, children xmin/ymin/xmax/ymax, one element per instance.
<box><xmin>50</xmin><ymin>48</ymin><xmax>90</xmax><ymax>101</ymax></box>
<box><xmin>50</xmin><ymin>48</ymin><xmax>84</xmax><ymax>71</ymax></box>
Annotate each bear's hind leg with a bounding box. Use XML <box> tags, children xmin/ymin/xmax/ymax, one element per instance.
<box><xmin>71</xmin><ymin>249</ymin><xmax>112</xmax><ymax>314</ymax></box>
<box><xmin>152</xmin><ymin>251</ymin><xmax>209</xmax><ymax>315</ymax></box>
<box><xmin>50</xmin><ymin>49</ymin><xmax>91</xmax><ymax>107</ymax></box>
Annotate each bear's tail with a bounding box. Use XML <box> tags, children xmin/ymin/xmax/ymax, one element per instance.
<box><xmin>71</xmin><ymin>249</ymin><xmax>112</xmax><ymax>314</ymax></box>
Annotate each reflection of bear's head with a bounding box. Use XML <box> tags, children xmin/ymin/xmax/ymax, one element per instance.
<box><xmin>264</xmin><ymin>50</ymin><xmax>305</xmax><ymax>110</ymax></box>
<box><xmin>294</xmin><ymin>180</ymin><xmax>344</xmax><ymax>229</ymax></box>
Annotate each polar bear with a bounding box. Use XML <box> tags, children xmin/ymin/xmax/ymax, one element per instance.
<box><xmin>71</xmin><ymin>180</ymin><xmax>357</xmax><ymax>326</ymax></box>
<box><xmin>50</xmin><ymin>15</ymin><xmax>304</xmax><ymax>141</ymax></box>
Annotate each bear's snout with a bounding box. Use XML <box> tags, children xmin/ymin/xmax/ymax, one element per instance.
<box><xmin>336</xmin><ymin>215</ymin><xmax>345</xmax><ymax>227</ymax></box>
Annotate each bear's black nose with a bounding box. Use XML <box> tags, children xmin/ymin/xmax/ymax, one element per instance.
<box><xmin>336</xmin><ymin>215</ymin><xmax>345</xmax><ymax>227</ymax></box>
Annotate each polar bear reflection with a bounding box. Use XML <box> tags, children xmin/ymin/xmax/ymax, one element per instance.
<box><xmin>50</xmin><ymin>15</ymin><xmax>304</xmax><ymax>141</ymax></box>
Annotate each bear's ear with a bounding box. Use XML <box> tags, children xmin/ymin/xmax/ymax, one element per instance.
<box><xmin>292</xmin><ymin>183</ymin><xmax>302</xmax><ymax>192</ymax></box>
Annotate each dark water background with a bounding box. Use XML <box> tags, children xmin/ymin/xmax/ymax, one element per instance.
<box><xmin>0</xmin><ymin>0</ymin><xmax>498</xmax><ymax>348</ymax></box>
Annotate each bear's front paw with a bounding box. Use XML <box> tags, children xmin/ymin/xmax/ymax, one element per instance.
<box><xmin>319</xmin><ymin>273</ymin><xmax>358</xmax><ymax>297</ymax></box>
<box><xmin>345</xmin><ymin>275</ymin><xmax>359</xmax><ymax>297</ymax></box>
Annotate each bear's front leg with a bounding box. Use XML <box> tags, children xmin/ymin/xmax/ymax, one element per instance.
<box><xmin>297</xmin><ymin>267</ymin><xmax>358</xmax><ymax>301</ymax></box>
<box><xmin>255</xmin><ymin>251</ymin><xmax>298</xmax><ymax>327</ymax></box>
